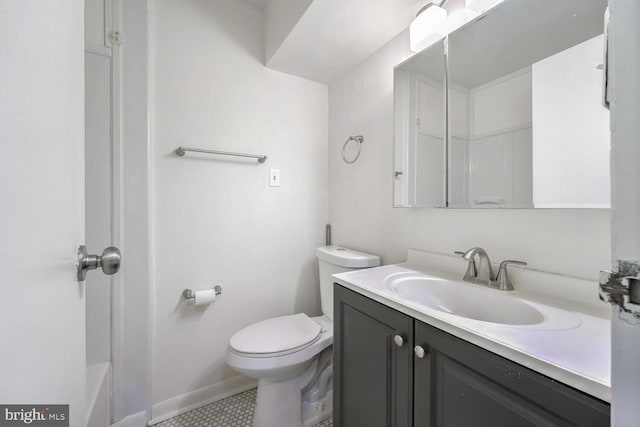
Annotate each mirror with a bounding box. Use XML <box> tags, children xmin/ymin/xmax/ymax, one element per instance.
<box><xmin>394</xmin><ymin>40</ymin><xmax>446</xmax><ymax>207</ymax></box>
<box><xmin>394</xmin><ymin>0</ymin><xmax>610</xmax><ymax>208</ymax></box>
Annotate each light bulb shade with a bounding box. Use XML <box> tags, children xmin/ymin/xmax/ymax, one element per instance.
<box><xmin>409</xmin><ymin>5</ymin><xmax>447</xmax><ymax>52</ymax></box>
<box><xmin>465</xmin><ymin>0</ymin><xmax>504</xmax><ymax>13</ymax></box>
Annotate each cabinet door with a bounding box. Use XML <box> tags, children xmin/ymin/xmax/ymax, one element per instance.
<box><xmin>414</xmin><ymin>321</ymin><xmax>610</xmax><ymax>427</ymax></box>
<box><xmin>334</xmin><ymin>285</ymin><xmax>414</xmax><ymax>427</ymax></box>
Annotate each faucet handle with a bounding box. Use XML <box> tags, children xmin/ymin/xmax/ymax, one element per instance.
<box><xmin>455</xmin><ymin>249</ymin><xmax>480</xmax><ymax>259</ymax></box>
<box><xmin>499</xmin><ymin>260</ymin><xmax>527</xmax><ymax>269</ymax></box>
<box><xmin>455</xmin><ymin>250</ymin><xmax>477</xmax><ymax>280</ymax></box>
<box><xmin>496</xmin><ymin>260</ymin><xmax>527</xmax><ymax>290</ymax></box>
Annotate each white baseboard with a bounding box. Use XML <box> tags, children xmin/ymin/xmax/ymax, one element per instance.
<box><xmin>149</xmin><ymin>375</ymin><xmax>257</xmax><ymax>425</ymax></box>
<box><xmin>111</xmin><ymin>411</ymin><xmax>147</xmax><ymax>427</ymax></box>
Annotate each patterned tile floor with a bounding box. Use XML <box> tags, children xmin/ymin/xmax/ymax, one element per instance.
<box><xmin>154</xmin><ymin>388</ymin><xmax>332</xmax><ymax>427</ymax></box>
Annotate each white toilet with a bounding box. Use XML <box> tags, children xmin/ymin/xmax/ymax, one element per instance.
<box><xmin>226</xmin><ymin>246</ymin><xmax>380</xmax><ymax>427</ymax></box>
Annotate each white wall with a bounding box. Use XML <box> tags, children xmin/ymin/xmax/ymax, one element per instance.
<box><xmin>85</xmin><ymin>0</ymin><xmax>106</xmax><ymax>46</ymax></box>
<box><xmin>120</xmin><ymin>0</ymin><xmax>153</xmax><ymax>420</ymax></box>
<box><xmin>329</xmin><ymin>30</ymin><xmax>610</xmax><ymax>281</ymax></box>
<box><xmin>150</xmin><ymin>0</ymin><xmax>328</xmax><ymax>414</ymax></box>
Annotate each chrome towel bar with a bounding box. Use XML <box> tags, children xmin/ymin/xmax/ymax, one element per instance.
<box><xmin>176</xmin><ymin>146</ymin><xmax>267</xmax><ymax>163</ymax></box>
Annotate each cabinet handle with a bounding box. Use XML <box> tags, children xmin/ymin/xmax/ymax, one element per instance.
<box><xmin>393</xmin><ymin>334</ymin><xmax>405</xmax><ymax>347</ymax></box>
<box><xmin>414</xmin><ymin>345</ymin><xmax>428</xmax><ymax>358</ymax></box>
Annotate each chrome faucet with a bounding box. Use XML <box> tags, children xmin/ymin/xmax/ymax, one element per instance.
<box><xmin>455</xmin><ymin>248</ymin><xmax>527</xmax><ymax>291</ymax></box>
<box><xmin>455</xmin><ymin>247</ymin><xmax>495</xmax><ymax>286</ymax></box>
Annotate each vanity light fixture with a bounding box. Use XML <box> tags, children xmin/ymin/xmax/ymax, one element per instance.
<box><xmin>410</xmin><ymin>2</ymin><xmax>448</xmax><ymax>52</ymax></box>
<box><xmin>410</xmin><ymin>0</ymin><xmax>481</xmax><ymax>53</ymax></box>
<box><xmin>445</xmin><ymin>8</ymin><xmax>480</xmax><ymax>34</ymax></box>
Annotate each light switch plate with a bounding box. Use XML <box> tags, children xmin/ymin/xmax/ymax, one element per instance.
<box><xmin>269</xmin><ymin>168</ymin><xmax>281</xmax><ymax>187</ymax></box>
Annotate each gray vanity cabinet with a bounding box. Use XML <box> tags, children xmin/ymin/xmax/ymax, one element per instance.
<box><xmin>334</xmin><ymin>284</ymin><xmax>611</xmax><ymax>427</ymax></box>
<box><xmin>334</xmin><ymin>285</ymin><xmax>414</xmax><ymax>427</ymax></box>
<box><xmin>413</xmin><ymin>321</ymin><xmax>610</xmax><ymax>427</ymax></box>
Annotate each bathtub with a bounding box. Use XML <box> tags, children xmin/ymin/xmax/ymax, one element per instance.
<box><xmin>86</xmin><ymin>363</ymin><xmax>111</xmax><ymax>427</ymax></box>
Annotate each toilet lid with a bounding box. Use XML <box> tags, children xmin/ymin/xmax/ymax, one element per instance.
<box><xmin>230</xmin><ymin>313</ymin><xmax>322</xmax><ymax>355</ymax></box>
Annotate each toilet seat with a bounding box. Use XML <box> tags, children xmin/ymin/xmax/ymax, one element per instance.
<box><xmin>230</xmin><ymin>313</ymin><xmax>322</xmax><ymax>357</ymax></box>
<box><xmin>226</xmin><ymin>316</ymin><xmax>333</xmax><ymax>378</ymax></box>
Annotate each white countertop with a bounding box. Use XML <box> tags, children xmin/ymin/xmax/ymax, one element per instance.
<box><xmin>332</xmin><ymin>252</ymin><xmax>611</xmax><ymax>402</ymax></box>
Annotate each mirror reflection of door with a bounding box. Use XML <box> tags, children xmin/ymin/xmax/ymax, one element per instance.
<box><xmin>394</xmin><ymin>40</ymin><xmax>446</xmax><ymax>208</ymax></box>
<box><xmin>531</xmin><ymin>34</ymin><xmax>609</xmax><ymax>208</ymax></box>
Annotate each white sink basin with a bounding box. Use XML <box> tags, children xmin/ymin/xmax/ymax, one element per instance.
<box><xmin>385</xmin><ymin>273</ymin><xmax>544</xmax><ymax>325</ymax></box>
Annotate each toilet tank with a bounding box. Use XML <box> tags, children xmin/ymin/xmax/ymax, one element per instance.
<box><xmin>316</xmin><ymin>246</ymin><xmax>380</xmax><ymax>321</ymax></box>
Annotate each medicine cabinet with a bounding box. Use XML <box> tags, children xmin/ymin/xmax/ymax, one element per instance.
<box><xmin>393</xmin><ymin>0</ymin><xmax>609</xmax><ymax>208</ymax></box>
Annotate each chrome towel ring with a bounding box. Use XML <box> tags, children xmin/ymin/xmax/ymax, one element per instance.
<box><xmin>342</xmin><ymin>135</ymin><xmax>364</xmax><ymax>164</ymax></box>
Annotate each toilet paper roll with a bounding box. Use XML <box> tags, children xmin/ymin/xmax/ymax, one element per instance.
<box><xmin>194</xmin><ymin>289</ymin><xmax>217</xmax><ymax>306</ymax></box>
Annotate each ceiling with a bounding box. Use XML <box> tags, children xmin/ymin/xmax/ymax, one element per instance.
<box><xmin>237</xmin><ymin>0</ymin><xmax>268</xmax><ymax>9</ymax></box>
<box><xmin>265</xmin><ymin>0</ymin><xmax>426</xmax><ymax>83</ymax></box>
<box><xmin>232</xmin><ymin>0</ymin><xmax>485</xmax><ymax>83</ymax></box>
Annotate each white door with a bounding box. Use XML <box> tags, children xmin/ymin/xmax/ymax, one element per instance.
<box><xmin>0</xmin><ymin>1</ymin><xmax>86</xmax><ymax>426</ymax></box>
<box><xmin>608</xmin><ymin>1</ymin><xmax>640</xmax><ymax>426</ymax></box>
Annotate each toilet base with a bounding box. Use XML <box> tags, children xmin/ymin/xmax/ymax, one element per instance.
<box><xmin>252</xmin><ymin>359</ymin><xmax>318</xmax><ymax>427</ymax></box>
<box><xmin>302</xmin><ymin>390</ymin><xmax>333</xmax><ymax>427</ymax></box>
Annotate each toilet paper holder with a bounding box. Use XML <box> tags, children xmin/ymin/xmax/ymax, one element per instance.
<box><xmin>182</xmin><ymin>285</ymin><xmax>222</xmax><ymax>301</ymax></box>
